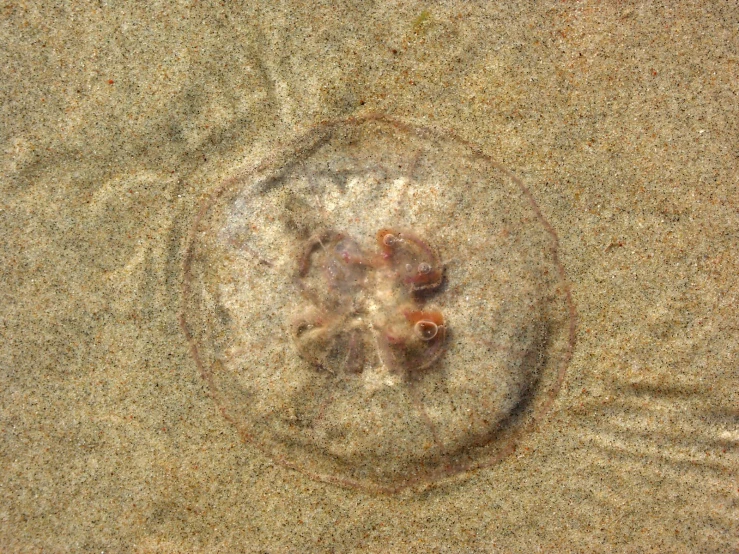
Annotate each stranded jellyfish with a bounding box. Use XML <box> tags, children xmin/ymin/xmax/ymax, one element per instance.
<box><xmin>181</xmin><ymin>116</ymin><xmax>575</xmax><ymax>493</ymax></box>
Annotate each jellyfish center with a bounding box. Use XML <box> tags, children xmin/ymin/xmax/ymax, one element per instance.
<box><xmin>290</xmin><ymin>229</ymin><xmax>447</xmax><ymax>380</ymax></box>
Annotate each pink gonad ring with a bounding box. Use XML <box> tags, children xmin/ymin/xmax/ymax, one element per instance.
<box><xmin>181</xmin><ymin>116</ymin><xmax>575</xmax><ymax>494</ymax></box>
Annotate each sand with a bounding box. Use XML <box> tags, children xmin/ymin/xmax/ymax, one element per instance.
<box><xmin>1</xmin><ymin>1</ymin><xmax>737</xmax><ymax>552</ymax></box>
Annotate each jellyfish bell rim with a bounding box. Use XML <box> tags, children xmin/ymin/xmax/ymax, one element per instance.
<box><xmin>179</xmin><ymin>113</ymin><xmax>577</xmax><ymax>495</ymax></box>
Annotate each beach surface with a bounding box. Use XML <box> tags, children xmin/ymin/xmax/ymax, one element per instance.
<box><xmin>1</xmin><ymin>2</ymin><xmax>737</xmax><ymax>552</ymax></box>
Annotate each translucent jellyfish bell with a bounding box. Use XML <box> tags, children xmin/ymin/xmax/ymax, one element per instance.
<box><xmin>181</xmin><ymin>116</ymin><xmax>575</xmax><ymax>494</ymax></box>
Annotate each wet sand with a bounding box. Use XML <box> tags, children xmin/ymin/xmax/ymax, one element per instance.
<box><xmin>1</xmin><ymin>2</ymin><xmax>737</xmax><ymax>552</ymax></box>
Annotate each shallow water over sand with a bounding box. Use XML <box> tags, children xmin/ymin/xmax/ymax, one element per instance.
<box><xmin>1</xmin><ymin>2</ymin><xmax>737</xmax><ymax>551</ymax></box>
